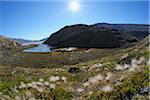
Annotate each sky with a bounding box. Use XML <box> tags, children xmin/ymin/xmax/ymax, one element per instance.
<box><xmin>0</xmin><ymin>0</ymin><xmax>149</xmax><ymax>40</ymax></box>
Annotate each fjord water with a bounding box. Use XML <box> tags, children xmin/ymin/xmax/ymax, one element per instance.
<box><xmin>23</xmin><ymin>44</ymin><xmax>52</xmax><ymax>52</ymax></box>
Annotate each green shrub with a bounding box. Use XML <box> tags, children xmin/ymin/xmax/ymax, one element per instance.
<box><xmin>52</xmin><ymin>86</ymin><xmax>73</xmax><ymax>100</ymax></box>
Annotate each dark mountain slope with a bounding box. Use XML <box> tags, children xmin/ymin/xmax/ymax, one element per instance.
<box><xmin>95</xmin><ymin>23</ymin><xmax>149</xmax><ymax>39</ymax></box>
<box><xmin>44</xmin><ymin>24</ymin><xmax>138</xmax><ymax>48</ymax></box>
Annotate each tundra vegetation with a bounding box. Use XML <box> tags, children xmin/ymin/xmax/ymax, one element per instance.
<box><xmin>0</xmin><ymin>36</ymin><xmax>149</xmax><ymax>100</ymax></box>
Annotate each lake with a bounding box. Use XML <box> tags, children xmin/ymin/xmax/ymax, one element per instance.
<box><xmin>23</xmin><ymin>44</ymin><xmax>53</xmax><ymax>52</ymax></box>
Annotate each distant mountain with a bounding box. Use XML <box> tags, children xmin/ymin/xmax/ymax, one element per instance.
<box><xmin>12</xmin><ymin>38</ymin><xmax>34</xmax><ymax>44</ymax></box>
<box><xmin>94</xmin><ymin>23</ymin><xmax>149</xmax><ymax>39</ymax></box>
<box><xmin>44</xmin><ymin>24</ymin><xmax>142</xmax><ymax>48</ymax></box>
<box><xmin>11</xmin><ymin>37</ymin><xmax>48</xmax><ymax>45</ymax></box>
<box><xmin>0</xmin><ymin>35</ymin><xmax>21</xmax><ymax>59</ymax></box>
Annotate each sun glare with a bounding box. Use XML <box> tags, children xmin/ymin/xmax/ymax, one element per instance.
<box><xmin>68</xmin><ymin>0</ymin><xmax>81</xmax><ymax>13</ymax></box>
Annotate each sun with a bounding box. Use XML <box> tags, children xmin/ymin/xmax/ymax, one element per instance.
<box><xmin>68</xmin><ymin>0</ymin><xmax>81</xmax><ymax>12</ymax></box>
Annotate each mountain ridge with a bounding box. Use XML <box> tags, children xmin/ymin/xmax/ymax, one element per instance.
<box><xmin>44</xmin><ymin>23</ymin><xmax>149</xmax><ymax>48</ymax></box>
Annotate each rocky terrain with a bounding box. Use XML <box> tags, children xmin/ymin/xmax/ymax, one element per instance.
<box><xmin>0</xmin><ymin>24</ymin><xmax>149</xmax><ymax>99</ymax></box>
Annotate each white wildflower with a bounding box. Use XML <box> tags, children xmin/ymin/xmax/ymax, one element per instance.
<box><xmin>15</xmin><ymin>96</ymin><xmax>21</xmax><ymax>100</ymax></box>
<box><xmin>36</xmin><ymin>82</ymin><xmax>43</xmax><ymax>86</ymax></box>
<box><xmin>131</xmin><ymin>63</ymin><xmax>139</xmax><ymax>69</ymax></box>
<box><xmin>44</xmin><ymin>81</ymin><xmax>49</xmax><ymax>86</ymax></box>
<box><xmin>128</xmin><ymin>67</ymin><xmax>136</xmax><ymax>72</ymax></box>
<box><xmin>36</xmin><ymin>87</ymin><xmax>44</xmax><ymax>93</ymax></box>
<box><xmin>88</xmin><ymin>91</ymin><xmax>93</xmax><ymax>95</ymax></box>
<box><xmin>28</xmin><ymin>97</ymin><xmax>36</xmax><ymax>100</ymax></box>
<box><xmin>147</xmin><ymin>59</ymin><xmax>150</xmax><ymax>65</ymax></box>
<box><xmin>39</xmin><ymin>78</ymin><xmax>44</xmax><ymax>82</ymax></box>
<box><xmin>61</xmin><ymin>76</ymin><xmax>67</xmax><ymax>83</ymax></box>
<box><xmin>122</xmin><ymin>64</ymin><xmax>130</xmax><ymax>69</ymax></box>
<box><xmin>131</xmin><ymin>59</ymin><xmax>137</xmax><ymax>65</ymax></box>
<box><xmin>88</xmin><ymin>77</ymin><xmax>97</xmax><ymax>84</ymax></box>
<box><xmin>27</xmin><ymin>83</ymin><xmax>32</xmax><ymax>88</ymax></box>
<box><xmin>3</xmin><ymin>95</ymin><xmax>10</xmax><ymax>100</ymax></box>
<box><xmin>94</xmin><ymin>74</ymin><xmax>104</xmax><ymax>81</ymax></box>
<box><xmin>49</xmin><ymin>83</ymin><xmax>56</xmax><ymax>89</ymax></box>
<box><xmin>83</xmin><ymin>82</ymin><xmax>90</xmax><ymax>87</ymax></box>
<box><xmin>87</xmin><ymin>74</ymin><xmax>104</xmax><ymax>85</ymax></box>
<box><xmin>105</xmin><ymin>72</ymin><xmax>113</xmax><ymax>80</ymax></box>
<box><xmin>55</xmin><ymin>76</ymin><xmax>60</xmax><ymax>81</ymax></box>
<box><xmin>31</xmin><ymin>81</ymin><xmax>36</xmax><ymax>86</ymax></box>
<box><xmin>98</xmin><ymin>63</ymin><xmax>103</xmax><ymax>67</ymax></box>
<box><xmin>30</xmin><ymin>84</ymin><xmax>37</xmax><ymax>89</ymax></box>
<box><xmin>0</xmin><ymin>92</ymin><xmax>2</xmax><ymax>96</ymax></box>
<box><xmin>137</xmin><ymin>57</ymin><xmax>145</xmax><ymax>64</ymax></box>
<box><xmin>25</xmin><ymin>91</ymin><xmax>32</xmax><ymax>98</ymax></box>
<box><xmin>121</xmin><ymin>53</ymin><xmax>129</xmax><ymax>59</ymax></box>
<box><xmin>101</xmin><ymin>85</ymin><xmax>113</xmax><ymax>92</ymax></box>
<box><xmin>76</xmin><ymin>88</ymin><xmax>84</xmax><ymax>93</ymax></box>
<box><xmin>12</xmin><ymin>70</ymin><xmax>16</xmax><ymax>75</ymax></box>
<box><xmin>49</xmin><ymin>76</ymin><xmax>60</xmax><ymax>82</ymax></box>
<box><xmin>19</xmin><ymin>82</ymin><xmax>26</xmax><ymax>89</ymax></box>
<box><xmin>134</xmin><ymin>49</ymin><xmax>139</xmax><ymax>52</ymax></box>
<box><xmin>12</xmin><ymin>86</ymin><xmax>19</xmax><ymax>93</ymax></box>
<box><xmin>106</xmin><ymin>62</ymin><xmax>111</xmax><ymax>65</ymax></box>
<box><xmin>115</xmin><ymin>64</ymin><xmax>124</xmax><ymax>71</ymax></box>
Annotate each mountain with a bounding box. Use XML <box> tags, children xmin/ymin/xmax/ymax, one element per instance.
<box><xmin>0</xmin><ymin>36</ymin><xmax>21</xmax><ymax>62</ymax></box>
<box><xmin>44</xmin><ymin>24</ymin><xmax>146</xmax><ymax>48</ymax></box>
<box><xmin>0</xmin><ymin>35</ymin><xmax>21</xmax><ymax>52</ymax></box>
<box><xmin>11</xmin><ymin>38</ymin><xmax>34</xmax><ymax>44</ymax></box>
<box><xmin>94</xmin><ymin>23</ymin><xmax>149</xmax><ymax>39</ymax></box>
<box><xmin>11</xmin><ymin>37</ymin><xmax>48</xmax><ymax>45</ymax></box>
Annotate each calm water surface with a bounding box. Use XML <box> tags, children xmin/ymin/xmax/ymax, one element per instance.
<box><xmin>23</xmin><ymin>44</ymin><xmax>53</xmax><ymax>52</ymax></box>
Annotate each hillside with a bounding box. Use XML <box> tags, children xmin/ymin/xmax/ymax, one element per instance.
<box><xmin>0</xmin><ymin>35</ymin><xmax>149</xmax><ymax>99</ymax></box>
<box><xmin>95</xmin><ymin>23</ymin><xmax>149</xmax><ymax>39</ymax></box>
<box><xmin>44</xmin><ymin>24</ymin><xmax>140</xmax><ymax>48</ymax></box>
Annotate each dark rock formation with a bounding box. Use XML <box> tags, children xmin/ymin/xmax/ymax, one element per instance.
<box><xmin>44</xmin><ymin>24</ymin><xmax>138</xmax><ymax>48</ymax></box>
<box><xmin>68</xmin><ymin>67</ymin><xmax>80</xmax><ymax>73</ymax></box>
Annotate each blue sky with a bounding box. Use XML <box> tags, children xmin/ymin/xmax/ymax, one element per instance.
<box><xmin>0</xmin><ymin>0</ymin><xmax>149</xmax><ymax>40</ymax></box>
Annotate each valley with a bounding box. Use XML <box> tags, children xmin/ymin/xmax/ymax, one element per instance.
<box><xmin>0</xmin><ymin>24</ymin><xmax>149</xmax><ymax>100</ymax></box>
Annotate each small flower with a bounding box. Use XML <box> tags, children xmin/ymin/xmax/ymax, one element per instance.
<box><xmin>49</xmin><ymin>83</ymin><xmax>56</xmax><ymax>89</ymax></box>
<box><xmin>115</xmin><ymin>64</ymin><xmax>124</xmax><ymax>71</ymax></box>
<box><xmin>105</xmin><ymin>72</ymin><xmax>113</xmax><ymax>80</ymax></box>
<box><xmin>25</xmin><ymin>91</ymin><xmax>32</xmax><ymax>98</ymax></box>
<box><xmin>28</xmin><ymin>97</ymin><xmax>36</xmax><ymax>100</ymax></box>
<box><xmin>121</xmin><ymin>53</ymin><xmax>129</xmax><ymax>59</ymax></box>
<box><xmin>88</xmin><ymin>77</ymin><xmax>97</xmax><ymax>84</ymax></box>
<box><xmin>131</xmin><ymin>59</ymin><xmax>137</xmax><ymax>65</ymax></box>
<box><xmin>44</xmin><ymin>81</ymin><xmax>49</xmax><ymax>86</ymax></box>
<box><xmin>19</xmin><ymin>82</ymin><xmax>26</xmax><ymax>89</ymax></box>
<box><xmin>137</xmin><ymin>57</ymin><xmax>145</xmax><ymax>64</ymax></box>
<box><xmin>3</xmin><ymin>95</ymin><xmax>10</xmax><ymax>100</ymax></box>
<box><xmin>134</xmin><ymin>49</ymin><xmax>139</xmax><ymax>52</ymax></box>
<box><xmin>61</xmin><ymin>76</ymin><xmax>67</xmax><ymax>83</ymax></box>
<box><xmin>36</xmin><ymin>82</ymin><xmax>43</xmax><ymax>87</ymax></box>
<box><xmin>83</xmin><ymin>82</ymin><xmax>90</xmax><ymax>87</ymax></box>
<box><xmin>94</xmin><ymin>74</ymin><xmax>104</xmax><ymax>81</ymax></box>
<box><xmin>15</xmin><ymin>96</ymin><xmax>21</xmax><ymax>100</ymax></box>
<box><xmin>101</xmin><ymin>85</ymin><xmax>113</xmax><ymax>92</ymax></box>
<box><xmin>147</xmin><ymin>59</ymin><xmax>150</xmax><ymax>66</ymax></box>
<box><xmin>27</xmin><ymin>83</ymin><xmax>32</xmax><ymax>88</ymax></box>
<box><xmin>0</xmin><ymin>92</ymin><xmax>2</xmax><ymax>96</ymax></box>
<box><xmin>12</xmin><ymin>86</ymin><xmax>19</xmax><ymax>93</ymax></box>
<box><xmin>39</xmin><ymin>78</ymin><xmax>44</xmax><ymax>82</ymax></box>
<box><xmin>49</xmin><ymin>76</ymin><xmax>60</xmax><ymax>82</ymax></box>
<box><xmin>76</xmin><ymin>88</ymin><xmax>84</xmax><ymax>93</ymax></box>
<box><xmin>36</xmin><ymin>87</ymin><xmax>44</xmax><ymax>93</ymax></box>
<box><xmin>128</xmin><ymin>67</ymin><xmax>136</xmax><ymax>72</ymax></box>
<box><xmin>122</xmin><ymin>64</ymin><xmax>130</xmax><ymax>69</ymax></box>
